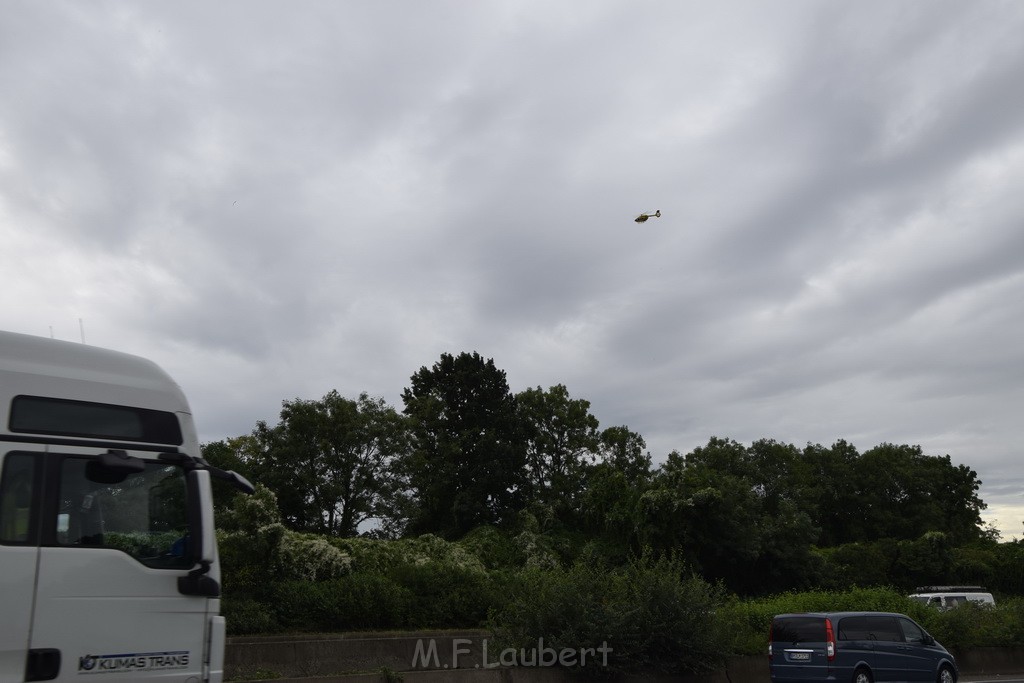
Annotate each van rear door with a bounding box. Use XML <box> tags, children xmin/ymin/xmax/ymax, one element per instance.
<box><xmin>770</xmin><ymin>616</ymin><xmax>830</xmax><ymax>680</ymax></box>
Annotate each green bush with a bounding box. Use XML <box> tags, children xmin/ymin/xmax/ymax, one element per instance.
<box><xmin>458</xmin><ymin>525</ymin><xmax>527</xmax><ymax>569</ymax></box>
<box><xmin>330</xmin><ymin>534</ymin><xmax>486</xmax><ymax>575</ymax></box>
<box><xmin>249</xmin><ymin>562</ymin><xmax>504</xmax><ymax>633</ymax></box>
<box><xmin>388</xmin><ymin>561</ymin><xmax>499</xmax><ymax>628</ymax></box>
<box><xmin>488</xmin><ymin>554</ymin><xmax>726</xmax><ymax>675</ymax></box>
<box><xmin>923</xmin><ymin>598</ymin><xmax>1024</xmax><ymax>649</ymax></box>
<box><xmin>272</xmin><ymin>574</ymin><xmax>414</xmax><ymax>632</ymax></box>
<box><xmin>215</xmin><ymin>502</ymin><xmax>1024</xmax><ymax>650</ymax></box>
<box><xmin>223</xmin><ymin>596</ymin><xmax>278</xmax><ymax>634</ymax></box>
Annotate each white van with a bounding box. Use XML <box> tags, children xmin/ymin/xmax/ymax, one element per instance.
<box><xmin>909</xmin><ymin>585</ymin><xmax>995</xmax><ymax>610</ymax></box>
<box><xmin>0</xmin><ymin>331</ymin><xmax>252</xmax><ymax>682</ymax></box>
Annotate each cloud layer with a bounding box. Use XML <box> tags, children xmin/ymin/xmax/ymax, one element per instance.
<box><xmin>3</xmin><ymin>0</ymin><xmax>1023</xmax><ymax>537</ymax></box>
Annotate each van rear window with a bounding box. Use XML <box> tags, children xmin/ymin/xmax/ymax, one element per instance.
<box><xmin>773</xmin><ymin>617</ymin><xmax>824</xmax><ymax>644</ymax></box>
<box><xmin>9</xmin><ymin>396</ymin><xmax>183</xmax><ymax>445</ymax></box>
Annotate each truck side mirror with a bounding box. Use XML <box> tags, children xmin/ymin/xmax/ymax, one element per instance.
<box><xmin>185</xmin><ymin>469</ymin><xmax>216</xmax><ymax>565</ymax></box>
<box><xmin>179</xmin><ymin>469</ymin><xmax>220</xmax><ymax>597</ymax></box>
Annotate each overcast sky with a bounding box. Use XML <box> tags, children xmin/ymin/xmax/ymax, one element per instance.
<box><xmin>3</xmin><ymin>1</ymin><xmax>1023</xmax><ymax>539</ymax></box>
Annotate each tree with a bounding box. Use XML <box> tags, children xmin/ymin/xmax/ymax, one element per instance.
<box><xmin>800</xmin><ymin>440</ymin><xmax>861</xmax><ymax>547</ymax></box>
<box><xmin>642</xmin><ymin>447</ymin><xmax>765</xmax><ymax>591</ymax></box>
<box><xmin>746</xmin><ymin>438</ymin><xmax>806</xmax><ymax>515</ymax></box>
<box><xmin>516</xmin><ymin>384</ymin><xmax>600</xmax><ymax>520</ymax></box>
<box><xmin>218</xmin><ymin>391</ymin><xmax>409</xmax><ymax>537</ymax></box>
<box><xmin>637</xmin><ymin>439</ymin><xmax>821</xmax><ymax>594</ymax></box>
<box><xmin>577</xmin><ymin>459</ymin><xmax>649</xmax><ymax>559</ymax></box>
<box><xmin>597</xmin><ymin>425</ymin><xmax>652</xmax><ymax>486</ymax></box>
<box><xmin>855</xmin><ymin>444</ymin><xmax>986</xmax><ymax>544</ymax></box>
<box><xmin>400</xmin><ymin>352</ymin><xmax>527</xmax><ymax>539</ymax></box>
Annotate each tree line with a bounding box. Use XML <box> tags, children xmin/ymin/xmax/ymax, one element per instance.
<box><xmin>204</xmin><ymin>350</ymin><xmax>1000</xmax><ymax>596</ymax></box>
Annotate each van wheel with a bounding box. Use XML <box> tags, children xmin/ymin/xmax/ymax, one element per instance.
<box><xmin>937</xmin><ymin>664</ymin><xmax>956</xmax><ymax>683</ymax></box>
<box><xmin>853</xmin><ymin>667</ymin><xmax>873</xmax><ymax>683</ymax></box>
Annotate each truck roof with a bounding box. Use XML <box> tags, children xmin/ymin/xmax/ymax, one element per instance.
<box><xmin>0</xmin><ymin>330</ymin><xmax>192</xmax><ymax>420</ymax></box>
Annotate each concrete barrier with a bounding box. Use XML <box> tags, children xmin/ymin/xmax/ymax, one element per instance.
<box><xmin>952</xmin><ymin>646</ymin><xmax>1024</xmax><ymax>675</ymax></box>
<box><xmin>226</xmin><ymin>631</ymin><xmax>491</xmax><ymax>680</ymax></box>
<box><xmin>226</xmin><ymin>633</ymin><xmax>1024</xmax><ymax>682</ymax></box>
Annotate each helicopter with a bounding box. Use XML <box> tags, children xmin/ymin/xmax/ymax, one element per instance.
<box><xmin>634</xmin><ymin>210</ymin><xmax>661</xmax><ymax>223</ymax></box>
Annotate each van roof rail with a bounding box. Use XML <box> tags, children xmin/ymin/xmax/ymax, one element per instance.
<box><xmin>914</xmin><ymin>586</ymin><xmax>987</xmax><ymax>592</ymax></box>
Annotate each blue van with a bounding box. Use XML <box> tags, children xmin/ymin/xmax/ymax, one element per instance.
<box><xmin>768</xmin><ymin>612</ymin><xmax>957</xmax><ymax>683</ymax></box>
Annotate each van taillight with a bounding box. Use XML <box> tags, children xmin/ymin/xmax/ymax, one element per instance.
<box><xmin>767</xmin><ymin>623</ymin><xmax>773</xmax><ymax>660</ymax></box>
<box><xmin>825</xmin><ymin>618</ymin><xmax>836</xmax><ymax>661</ymax></box>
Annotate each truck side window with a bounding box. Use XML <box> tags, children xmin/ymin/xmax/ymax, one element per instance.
<box><xmin>0</xmin><ymin>454</ymin><xmax>36</xmax><ymax>543</ymax></box>
<box><xmin>57</xmin><ymin>456</ymin><xmax>193</xmax><ymax>569</ymax></box>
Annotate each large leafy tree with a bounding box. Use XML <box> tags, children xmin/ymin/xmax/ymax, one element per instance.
<box><xmin>567</xmin><ymin>426</ymin><xmax>653</xmax><ymax>557</ymax></box>
<box><xmin>800</xmin><ymin>439</ymin><xmax>862</xmax><ymax>547</ymax></box>
<box><xmin>854</xmin><ymin>443</ymin><xmax>986</xmax><ymax>544</ymax></box>
<box><xmin>516</xmin><ymin>384</ymin><xmax>600</xmax><ymax>520</ymax></box>
<box><xmin>639</xmin><ymin>447</ymin><xmax>765</xmax><ymax>590</ymax></box>
<box><xmin>638</xmin><ymin>439</ymin><xmax>821</xmax><ymax>594</ymax></box>
<box><xmin>400</xmin><ymin>352</ymin><xmax>527</xmax><ymax>539</ymax></box>
<box><xmin>597</xmin><ymin>425</ymin><xmax>652</xmax><ymax>486</ymax></box>
<box><xmin>217</xmin><ymin>391</ymin><xmax>409</xmax><ymax>536</ymax></box>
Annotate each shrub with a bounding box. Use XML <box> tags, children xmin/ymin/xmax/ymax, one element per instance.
<box><xmin>223</xmin><ymin>596</ymin><xmax>278</xmax><ymax>634</ymax></box>
<box><xmin>387</xmin><ymin>560</ymin><xmax>500</xmax><ymax>628</ymax></box>
<box><xmin>330</xmin><ymin>534</ymin><xmax>486</xmax><ymax>575</ymax></box>
<box><xmin>923</xmin><ymin>598</ymin><xmax>1024</xmax><ymax>649</ymax></box>
<box><xmin>488</xmin><ymin>553</ymin><xmax>726</xmax><ymax>675</ymax></box>
<box><xmin>278</xmin><ymin>531</ymin><xmax>352</xmax><ymax>581</ymax></box>
<box><xmin>265</xmin><ymin>561</ymin><xmax>504</xmax><ymax>632</ymax></box>
<box><xmin>458</xmin><ymin>525</ymin><xmax>525</xmax><ymax>569</ymax></box>
<box><xmin>271</xmin><ymin>574</ymin><xmax>414</xmax><ymax>632</ymax></box>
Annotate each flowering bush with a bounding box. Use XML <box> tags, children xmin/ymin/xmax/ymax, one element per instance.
<box><xmin>331</xmin><ymin>533</ymin><xmax>486</xmax><ymax>575</ymax></box>
<box><xmin>218</xmin><ymin>485</ymin><xmax>351</xmax><ymax>594</ymax></box>
<box><xmin>217</xmin><ymin>484</ymin><xmax>281</xmax><ymax>532</ymax></box>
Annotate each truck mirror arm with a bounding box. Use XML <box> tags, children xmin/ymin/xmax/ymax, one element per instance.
<box><xmin>205</xmin><ymin>463</ymin><xmax>255</xmax><ymax>495</ymax></box>
<box><xmin>159</xmin><ymin>453</ymin><xmax>255</xmax><ymax>494</ymax></box>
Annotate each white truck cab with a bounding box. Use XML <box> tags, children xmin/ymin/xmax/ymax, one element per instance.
<box><xmin>909</xmin><ymin>585</ymin><xmax>996</xmax><ymax>610</ymax></box>
<box><xmin>0</xmin><ymin>331</ymin><xmax>252</xmax><ymax>683</ymax></box>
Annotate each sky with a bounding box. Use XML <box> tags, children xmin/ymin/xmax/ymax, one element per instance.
<box><xmin>2</xmin><ymin>1</ymin><xmax>1023</xmax><ymax>539</ymax></box>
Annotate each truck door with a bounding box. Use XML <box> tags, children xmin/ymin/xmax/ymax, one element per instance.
<box><xmin>28</xmin><ymin>449</ymin><xmax>213</xmax><ymax>682</ymax></box>
<box><xmin>0</xmin><ymin>449</ymin><xmax>43</xmax><ymax>681</ymax></box>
